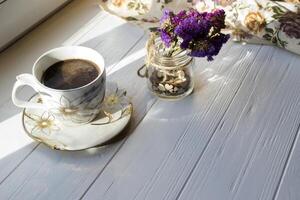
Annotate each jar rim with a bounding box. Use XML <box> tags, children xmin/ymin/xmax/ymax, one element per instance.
<box><xmin>148</xmin><ymin>37</ymin><xmax>193</xmax><ymax>69</ymax></box>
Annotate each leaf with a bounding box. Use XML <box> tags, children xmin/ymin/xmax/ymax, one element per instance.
<box><xmin>238</xmin><ymin>5</ymin><xmax>250</xmax><ymax>10</ymax></box>
<box><xmin>164</xmin><ymin>0</ymin><xmax>172</xmax><ymax>4</ymax></box>
<box><xmin>125</xmin><ymin>16</ymin><xmax>138</xmax><ymax>21</ymax></box>
<box><xmin>149</xmin><ymin>27</ymin><xmax>159</xmax><ymax>32</ymax></box>
<box><xmin>272</xmin><ymin>14</ymin><xmax>282</xmax><ymax>19</ymax></box>
<box><xmin>136</xmin><ymin>3</ymin><xmax>141</xmax><ymax>10</ymax></box>
<box><xmin>265</xmin><ymin>27</ymin><xmax>274</xmax><ymax>34</ymax></box>
<box><xmin>271</xmin><ymin>6</ymin><xmax>285</xmax><ymax>15</ymax></box>
<box><xmin>263</xmin><ymin>34</ymin><xmax>272</xmax><ymax>40</ymax></box>
<box><xmin>279</xmin><ymin>39</ymin><xmax>287</xmax><ymax>48</ymax></box>
<box><xmin>142</xmin><ymin>3</ymin><xmax>149</xmax><ymax>11</ymax></box>
<box><xmin>127</xmin><ymin>2</ymin><xmax>135</xmax><ymax>9</ymax></box>
<box><xmin>271</xmin><ymin>36</ymin><xmax>277</xmax><ymax>44</ymax></box>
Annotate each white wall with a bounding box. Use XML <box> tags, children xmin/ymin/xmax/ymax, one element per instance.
<box><xmin>0</xmin><ymin>0</ymin><xmax>70</xmax><ymax>50</ymax></box>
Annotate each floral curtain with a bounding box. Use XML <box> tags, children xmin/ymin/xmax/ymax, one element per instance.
<box><xmin>99</xmin><ymin>0</ymin><xmax>300</xmax><ymax>55</ymax></box>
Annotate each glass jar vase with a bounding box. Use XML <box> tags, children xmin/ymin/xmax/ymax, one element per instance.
<box><xmin>138</xmin><ymin>37</ymin><xmax>194</xmax><ymax>100</ymax></box>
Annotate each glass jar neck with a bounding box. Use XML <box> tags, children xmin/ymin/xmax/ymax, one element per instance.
<box><xmin>148</xmin><ymin>37</ymin><xmax>193</xmax><ymax>70</ymax></box>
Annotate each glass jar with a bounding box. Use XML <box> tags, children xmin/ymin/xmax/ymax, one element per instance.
<box><xmin>138</xmin><ymin>37</ymin><xmax>194</xmax><ymax>100</ymax></box>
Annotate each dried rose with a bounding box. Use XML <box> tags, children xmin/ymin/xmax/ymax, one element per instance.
<box><xmin>244</xmin><ymin>12</ymin><xmax>266</xmax><ymax>34</ymax></box>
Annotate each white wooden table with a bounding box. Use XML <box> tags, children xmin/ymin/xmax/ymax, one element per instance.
<box><xmin>0</xmin><ymin>1</ymin><xmax>300</xmax><ymax>200</ymax></box>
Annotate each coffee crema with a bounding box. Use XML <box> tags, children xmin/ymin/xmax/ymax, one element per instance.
<box><xmin>41</xmin><ymin>59</ymin><xmax>100</xmax><ymax>90</ymax></box>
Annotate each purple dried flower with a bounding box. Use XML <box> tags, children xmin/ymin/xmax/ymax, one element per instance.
<box><xmin>172</xmin><ymin>10</ymin><xmax>187</xmax><ymax>25</ymax></box>
<box><xmin>160</xmin><ymin>30</ymin><xmax>173</xmax><ymax>47</ymax></box>
<box><xmin>174</xmin><ymin>12</ymin><xmax>211</xmax><ymax>49</ymax></box>
<box><xmin>159</xmin><ymin>9</ymin><xmax>177</xmax><ymax>47</ymax></box>
<box><xmin>187</xmin><ymin>9</ymin><xmax>202</xmax><ymax>19</ymax></box>
<box><xmin>160</xmin><ymin>9</ymin><xmax>172</xmax><ymax>24</ymax></box>
<box><xmin>159</xmin><ymin>8</ymin><xmax>229</xmax><ymax>61</ymax></box>
<box><xmin>189</xmin><ymin>33</ymin><xmax>230</xmax><ymax>61</ymax></box>
<box><xmin>208</xmin><ymin>9</ymin><xmax>226</xmax><ymax>32</ymax></box>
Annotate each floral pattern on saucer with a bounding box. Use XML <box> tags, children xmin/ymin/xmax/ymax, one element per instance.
<box><xmin>24</xmin><ymin>112</ymin><xmax>60</xmax><ymax>136</ymax></box>
<box><xmin>93</xmin><ymin>83</ymin><xmax>132</xmax><ymax>125</ymax></box>
<box><xmin>22</xmin><ymin>82</ymin><xmax>132</xmax><ymax>151</ymax></box>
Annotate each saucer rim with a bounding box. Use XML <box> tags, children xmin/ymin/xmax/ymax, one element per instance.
<box><xmin>22</xmin><ymin>93</ymin><xmax>133</xmax><ymax>151</ymax></box>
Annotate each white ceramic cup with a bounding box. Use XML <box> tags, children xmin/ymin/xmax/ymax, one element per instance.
<box><xmin>12</xmin><ymin>46</ymin><xmax>106</xmax><ymax>125</ymax></box>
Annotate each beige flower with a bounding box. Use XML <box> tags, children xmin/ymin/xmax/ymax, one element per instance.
<box><xmin>92</xmin><ymin>83</ymin><xmax>131</xmax><ymax>125</ymax></box>
<box><xmin>50</xmin><ymin>96</ymin><xmax>79</xmax><ymax>118</ymax></box>
<box><xmin>102</xmin><ymin>87</ymin><xmax>129</xmax><ymax>114</ymax></box>
<box><xmin>103</xmin><ymin>84</ymin><xmax>129</xmax><ymax>111</ymax></box>
<box><xmin>112</xmin><ymin>0</ymin><xmax>124</xmax><ymax>7</ymax></box>
<box><xmin>28</xmin><ymin>112</ymin><xmax>60</xmax><ymax>136</ymax></box>
<box><xmin>49</xmin><ymin>96</ymin><xmax>97</xmax><ymax>124</ymax></box>
<box><xmin>244</xmin><ymin>12</ymin><xmax>266</xmax><ymax>34</ymax></box>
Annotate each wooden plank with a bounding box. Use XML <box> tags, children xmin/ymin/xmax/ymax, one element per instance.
<box><xmin>80</xmin><ymin>42</ymin><xmax>270</xmax><ymax>200</ymax></box>
<box><xmin>0</xmin><ymin>0</ymin><xmax>143</xmax><ymax>190</ymax></box>
<box><xmin>275</xmin><ymin>127</ymin><xmax>300</xmax><ymax>200</ymax></box>
<box><xmin>71</xmin><ymin>13</ymin><xmax>144</xmax><ymax>71</ymax></box>
<box><xmin>0</xmin><ymin>34</ymin><xmax>158</xmax><ymax>200</ymax></box>
<box><xmin>0</xmin><ymin>114</ymin><xmax>37</xmax><ymax>185</ymax></box>
<box><xmin>176</xmin><ymin>48</ymin><xmax>300</xmax><ymax>200</ymax></box>
<box><xmin>1</xmin><ymin>1</ymin><xmax>298</xmax><ymax>198</ymax></box>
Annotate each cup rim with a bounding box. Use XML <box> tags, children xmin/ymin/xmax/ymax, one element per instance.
<box><xmin>32</xmin><ymin>46</ymin><xmax>105</xmax><ymax>92</ymax></box>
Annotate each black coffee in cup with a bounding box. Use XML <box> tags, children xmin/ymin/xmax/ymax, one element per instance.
<box><xmin>41</xmin><ymin>59</ymin><xmax>100</xmax><ymax>90</ymax></box>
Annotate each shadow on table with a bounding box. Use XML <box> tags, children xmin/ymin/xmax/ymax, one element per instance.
<box><xmin>140</xmin><ymin>43</ymin><xmax>259</xmax><ymax>123</ymax></box>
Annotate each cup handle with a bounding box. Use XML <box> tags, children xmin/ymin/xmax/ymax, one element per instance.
<box><xmin>12</xmin><ymin>73</ymin><xmax>46</xmax><ymax>110</ymax></box>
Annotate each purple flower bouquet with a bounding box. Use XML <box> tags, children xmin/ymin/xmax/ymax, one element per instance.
<box><xmin>158</xmin><ymin>8</ymin><xmax>230</xmax><ymax>61</ymax></box>
<box><xmin>138</xmin><ymin>9</ymin><xmax>230</xmax><ymax>99</ymax></box>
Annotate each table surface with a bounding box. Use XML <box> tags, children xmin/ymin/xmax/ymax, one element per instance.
<box><xmin>0</xmin><ymin>1</ymin><xmax>300</xmax><ymax>200</ymax></box>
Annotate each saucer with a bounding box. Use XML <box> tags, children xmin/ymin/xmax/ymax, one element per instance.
<box><xmin>22</xmin><ymin>82</ymin><xmax>132</xmax><ymax>151</ymax></box>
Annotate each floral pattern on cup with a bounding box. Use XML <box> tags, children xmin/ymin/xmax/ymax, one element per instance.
<box><xmin>43</xmin><ymin>77</ymin><xmax>106</xmax><ymax>125</ymax></box>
